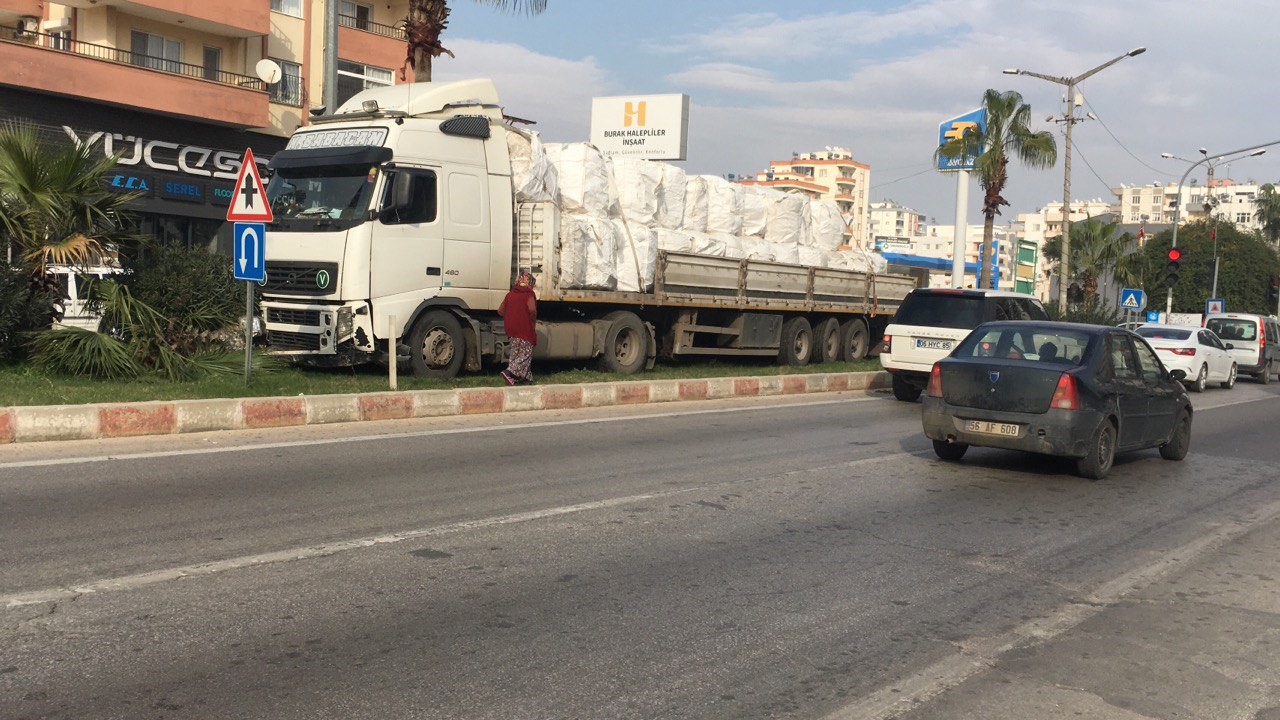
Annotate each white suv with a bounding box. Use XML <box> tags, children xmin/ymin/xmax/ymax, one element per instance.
<box><xmin>879</xmin><ymin>288</ymin><xmax>1050</xmax><ymax>401</ymax></box>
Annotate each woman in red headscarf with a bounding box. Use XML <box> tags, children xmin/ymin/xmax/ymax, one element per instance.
<box><xmin>498</xmin><ymin>271</ymin><xmax>538</xmax><ymax>384</ymax></box>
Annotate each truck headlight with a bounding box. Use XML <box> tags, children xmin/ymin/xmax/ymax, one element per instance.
<box><xmin>337</xmin><ymin>306</ymin><xmax>353</xmax><ymax>338</ymax></box>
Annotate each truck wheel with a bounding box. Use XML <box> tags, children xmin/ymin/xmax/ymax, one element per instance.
<box><xmin>892</xmin><ymin>375</ymin><xmax>922</xmax><ymax>402</ymax></box>
<box><xmin>777</xmin><ymin>317</ymin><xmax>813</xmax><ymax>366</ymax></box>
<box><xmin>839</xmin><ymin>318</ymin><xmax>870</xmax><ymax>361</ymax></box>
<box><xmin>408</xmin><ymin>310</ymin><xmax>466</xmax><ymax>378</ymax></box>
<box><xmin>811</xmin><ymin>318</ymin><xmax>840</xmax><ymax>364</ymax></box>
<box><xmin>598</xmin><ymin>311</ymin><xmax>648</xmax><ymax>374</ymax></box>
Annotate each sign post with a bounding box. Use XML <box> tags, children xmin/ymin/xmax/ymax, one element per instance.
<box><xmin>227</xmin><ymin>148</ymin><xmax>273</xmax><ymax>384</ymax></box>
<box><xmin>938</xmin><ymin>108</ymin><xmax>987</xmax><ymax>288</ymax></box>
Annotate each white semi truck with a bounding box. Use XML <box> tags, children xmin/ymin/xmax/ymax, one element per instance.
<box><xmin>259</xmin><ymin>79</ymin><xmax>915</xmax><ymax>378</ymax></box>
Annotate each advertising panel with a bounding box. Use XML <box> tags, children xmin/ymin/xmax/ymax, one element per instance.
<box><xmin>590</xmin><ymin>93</ymin><xmax>689</xmax><ymax>160</ymax></box>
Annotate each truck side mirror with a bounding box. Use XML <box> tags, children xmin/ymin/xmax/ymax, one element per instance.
<box><xmin>391</xmin><ymin>172</ymin><xmax>414</xmax><ymax>213</ymax></box>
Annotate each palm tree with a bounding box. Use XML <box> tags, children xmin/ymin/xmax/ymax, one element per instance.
<box><xmin>936</xmin><ymin>89</ymin><xmax>1057</xmax><ymax>289</ymax></box>
<box><xmin>1040</xmin><ymin>216</ymin><xmax>1125</xmax><ymax>306</ymax></box>
<box><xmin>0</xmin><ymin>120</ymin><xmax>136</xmax><ymax>273</ymax></box>
<box><xmin>1254</xmin><ymin>183</ymin><xmax>1280</xmax><ymax>245</ymax></box>
<box><xmin>406</xmin><ymin>0</ymin><xmax>548</xmax><ymax>83</ymax></box>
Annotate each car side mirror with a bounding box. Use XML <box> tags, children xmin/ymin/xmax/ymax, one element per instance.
<box><xmin>1225</xmin><ymin>343</ymin><xmax>1234</xmax><ymax>350</ymax></box>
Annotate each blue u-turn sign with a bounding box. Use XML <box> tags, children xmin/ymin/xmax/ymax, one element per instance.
<box><xmin>233</xmin><ymin>222</ymin><xmax>266</xmax><ymax>283</ymax></box>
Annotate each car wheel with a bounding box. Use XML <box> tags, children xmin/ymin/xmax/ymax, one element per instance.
<box><xmin>933</xmin><ymin>439</ymin><xmax>968</xmax><ymax>461</ymax></box>
<box><xmin>1261</xmin><ymin>362</ymin><xmax>1273</xmax><ymax>384</ymax></box>
<box><xmin>1221</xmin><ymin>363</ymin><xmax>1237</xmax><ymax>390</ymax></box>
<box><xmin>892</xmin><ymin>375</ymin><xmax>922</xmax><ymax>402</ymax></box>
<box><xmin>1076</xmin><ymin>419</ymin><xmax>1116</xmax><ymax>480</ymax></box>
<box><xmin>1159</xmin><ymin>409</ymin><xmax>1192</xmax><ymax>461</ymax></box>
<box><xmin>1189</xmin><ymin>364</ymin><xmax>1207</xmax><ymax>393</ymax></box>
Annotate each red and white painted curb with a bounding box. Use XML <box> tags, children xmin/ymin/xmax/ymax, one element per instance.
<box><xmin>0</xmin><ymin>371</ymin><xmax>891</xmax><ymax>445</ymax></box>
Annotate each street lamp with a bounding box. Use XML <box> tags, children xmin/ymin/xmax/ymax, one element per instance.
<box><xmin>1164</xmin><ymin>146</ymin><xmax>1271</xmax><ymax>314</ymax></box>
<box><xmin>1161</xmin><ymin>148</ymin><xmax>1268</xmax><ymax>299</ymax></box>
<box><xmin>1004</xmin><ymin>46</ymin><xmax>1146</xmax><ymax>310</ymax></box>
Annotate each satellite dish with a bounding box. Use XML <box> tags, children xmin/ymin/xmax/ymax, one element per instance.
<box><xmin>255</xmin><ymin>59</ymin><xmax>282</xmax><ymax>85</ymax></box>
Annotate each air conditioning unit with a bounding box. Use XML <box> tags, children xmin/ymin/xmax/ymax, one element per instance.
<box><xmin>17</xmin><ymin>16</ymin><xmax>40</xmax><ymax>34</ymax></box>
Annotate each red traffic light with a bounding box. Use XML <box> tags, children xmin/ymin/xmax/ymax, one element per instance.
<box><xmin>1167</xmin><ymin>248</ymin><xmax>1182</xmax><ymax>262</ymax></box>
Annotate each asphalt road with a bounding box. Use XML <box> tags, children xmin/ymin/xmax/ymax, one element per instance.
<box><xmin>3</xmin><ymin>381</ymin><xmax>1279</xmax><ymax>719</ymax></box>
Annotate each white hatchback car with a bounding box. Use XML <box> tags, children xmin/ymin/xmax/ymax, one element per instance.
<box><xmin>1134</xmin><ymin>323</ymin><xmax>1236</xmax><ymax>392</ymax></box>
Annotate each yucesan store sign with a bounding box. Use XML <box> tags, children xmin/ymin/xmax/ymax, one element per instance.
<box><xmin>590</xmin><ymin>93</ymin><xmax>689</xmax><ymax>161</ymax></box>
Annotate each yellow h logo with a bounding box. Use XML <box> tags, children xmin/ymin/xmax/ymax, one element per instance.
<box><xmin>624</xmin><ymin>101</ymin><xmax>647</xmax><ymax>127</ymax></box>
<box><xmin>943</xmin><ymin>121</ymin><xmax>979</xmax><ymax>142</ymax></box>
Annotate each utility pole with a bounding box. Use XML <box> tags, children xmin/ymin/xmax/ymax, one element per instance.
<box><xmin>323</xmin><ymin>0</ymin><xmax>339</xmax><ymax>113</ymax></box>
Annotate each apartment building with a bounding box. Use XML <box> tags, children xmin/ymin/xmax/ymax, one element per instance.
<box><xmin>748</xmin><ymin>147</ymin><xmax>871</xmax><ymax>247</ymax></box>
<box><xmin>868</xmin><ymin>199</ymin><xmax>926</xmax><ymax>246</ymax></box>
<box><xmin>1113</xmin><ymin>178</ymin><xmax>1268</xmax><ymax>232</ymax></box>
<box><xmin>0</xmin><ymin>0</ymin><xmax>408</xmax><ymax>250</ymax></box>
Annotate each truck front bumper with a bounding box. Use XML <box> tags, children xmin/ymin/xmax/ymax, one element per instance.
<box><xmin>262</xmin><ymin>299</ymin><xmax>375</xmax><ymax>359</ymax></box>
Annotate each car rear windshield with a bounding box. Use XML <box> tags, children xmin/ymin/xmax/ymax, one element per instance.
<box><xmin>1137</xmin><ymin>327</ymin><xmax>1191</xmax><ymax>340</ymax></box>
<box><xmin>893</xmin><ymin>293</ymin><xmax>985</xmax><ymax>329</ymax></box>
<box><xmin>1206</xmin><ymin>318</ymin><xmax>1257</xmax><ymax>341</ymax></box>
<box><xmin>955</xmin><ymin>327</ymin><xmax>1092</xmax><ymax>365</ymax></box>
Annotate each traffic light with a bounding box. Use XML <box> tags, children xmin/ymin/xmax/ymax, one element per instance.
<box><xmin>1165</xmin><ymin>247</ymin><xmax>1182</xmax><ymax>287</ymax></box>
<box><xmin>1268</xmin><ymin>275</ymin><xmax>1279</xmax><ymax>305</ymax></box>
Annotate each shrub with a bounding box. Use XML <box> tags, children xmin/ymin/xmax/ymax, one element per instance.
<box><xmin>0</xmin><ymin>264</ymin><xmax>59</xmax><ymax>361</ymax></box>
<box><xmin>120</xmin><ymin>246</ymin><xmax>244</xmax><ymax>353</ymax></box>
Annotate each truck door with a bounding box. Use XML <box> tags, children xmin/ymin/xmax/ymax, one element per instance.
<box><xmin>370</xmin><ymin>167</ymin><xmax>444</xmax><ymax>301</ymax></box>
<box><xmin>441</xmin><ymin>168</ymin><xmax>491</xmax><ymax>291</ymax></box>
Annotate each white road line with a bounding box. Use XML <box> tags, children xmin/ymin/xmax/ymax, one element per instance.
<box><xmin>0</xmin><ymin>396</ymin><xmax>884</xmax><ymax>470</ymax></box>
<box><xmin>823</xmin><ymin>495</ymin><xmax>1280</xmax><ymax>720</ymax></box>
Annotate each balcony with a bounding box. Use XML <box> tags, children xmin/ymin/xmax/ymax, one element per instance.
<box><xmin>56</xmin><ymin>0</ymin><xmax>267</xmax><ymax>37</ymax></box>
<box><xmin>1</xmin><ymin>25</ymin><xmax>269</xmax><ymax>128</ymax></box>
<box><xmin>337</xmin><ymin>14</ymin><xmax>407</xmax><ymax>71</ymax></box>
<box><xmin>0</xmin><ymin>0</ymin><xmax>42</xmax><ymax>23</ymax></box>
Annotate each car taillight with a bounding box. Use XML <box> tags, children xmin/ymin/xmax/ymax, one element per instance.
<box><xmin>1050</xmin><ymin>373</ymin><xmax>1080</xmax><ymax>411</ymax></box>
<box><xmin>926</xmin><ymin>363</ymin><xmax>943</xmax><ymax>397</ymax></box>
<box><xmin>1168</xmin><ymin>347</ymin><xmax>1195</xmax><ymax>356</ymax></box>
<box><xmin>882</xmin><ymin>334</ymin><xmax>892</xmax><ymax>353</ymax></box>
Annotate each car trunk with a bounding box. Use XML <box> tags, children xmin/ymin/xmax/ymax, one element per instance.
<box><xmin>940</xmin><ymin>360</ymin><xmax>1066</xmax><ymax>413</ymax></box>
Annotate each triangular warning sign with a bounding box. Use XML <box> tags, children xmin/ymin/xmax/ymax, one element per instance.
<box><xmin>226</xmin><ymin>148</ymin><xmax>274</xmax><ymax>222</ymax></box>
<box><xmin>1122</xmin><ymin>294</ymin><xmax>1139</xmax><ymax>309</ymax></box>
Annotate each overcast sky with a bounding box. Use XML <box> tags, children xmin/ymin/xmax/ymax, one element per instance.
<box><xmin>434</xmin><ymin>0</ymin><xmax>1280</xmax><ymax>226</ymax></box>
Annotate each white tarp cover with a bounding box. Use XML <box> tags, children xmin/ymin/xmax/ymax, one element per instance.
<box><xmin>704</xmin><ymin>176</ymin><xmax>744</xmax><ymax>236</ymax></box>
<box><xmin>544</xmin><ymin>142</ymin><xmax>614</xmax><ymax>216</ymax></box>
<box><xmin>740</xmin><ymin>187</ymin><xmax>772</xmax><ymax>238</ymax></box>
<box><xmin>808</xmin><ymin>199</ymin><xmax>846</xmax><ymax>250</ymax></box>
<box><xmin>614</xmin><ymin>220</ymin><xmax>658</xmax><ymax>292</ymax></box>
<box><xmin>764</xmin><ymin>191</ymin><xmax>810</xmax><ymax>246</ymax></box>
<box><xmin>558</xmin><ymin>214</ymin><xmax>617</xmax><ymax>290</ymax></box>
<box><xmin>656</xmin><ymin>163</ymin><xmax>686</xmax><ymax>231</ymax></box>
<box><xmin>505</xmin><ymin>128</ymin><xmax>558</xmax><ymax>202</ymax></box>
<box><xmin>682</xmin><ymin>175</ymin><xmax>710</xmax><ymax>233</ymax></box>
<box><xmin>608</xmin><ymin>156</ymin><xmax>663</xmax><ymax>227</ymax></box>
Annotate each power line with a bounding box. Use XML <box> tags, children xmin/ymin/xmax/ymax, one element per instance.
<box><xmin>1071</xmin><ymin>140</ymin><xmax>1114</xmax><ymax>193</ymax></box>
<box><xmin>871</xmin><ymin>165</ymin><xmax>934</xmax><ymax>190</ymax></box>
<box><xmin>1080</xmin><ymin>91</ymin><xmax>1171</xmax><ymax>176</ymax></box>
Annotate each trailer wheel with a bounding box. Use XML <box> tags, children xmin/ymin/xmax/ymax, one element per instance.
<box><xmin>812</xmin><ymin>318</ymin><xmax>841</xmax><ymax>364</ymax></box>
<box><xmin>598</xmin><ymin>311</ymin><xmax>649</xmax><ymax>375</ymax></box>
<box><xmin>839</xmin><ymin>318</ymin><xmax>870</xmax><ymax>361</ymax></box>
<box><xmin>777</xmin><ymin>316</ymin><xmax>813</xmax><ymax>366</ymax></box>
<box><xmin>408</xmin><ymin>310</ymin><xmax>466</xmax><ymax>378</ymax></box>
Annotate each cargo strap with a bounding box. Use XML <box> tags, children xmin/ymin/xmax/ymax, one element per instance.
<box><xmin>864</xmin><ymin>272</ymin><xmax>880</xmax><ymax>317</ymax></box>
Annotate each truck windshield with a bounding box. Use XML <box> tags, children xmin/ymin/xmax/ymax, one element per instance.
<box><xmin>267</xmin><ymin>164</ymin><xmax>380</xmax><ymax>231</ymax></box>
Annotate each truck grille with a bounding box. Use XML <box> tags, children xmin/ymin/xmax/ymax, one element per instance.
<box><xmin>268</xmin><ymin>308</ymin><xmax>321</xmax><ymax>326</ymax></box>
<box><xmin>268</xmin><ymin>330</ymin><xmax>322</xmax><ymax>352</ymax></box>
<box><xmin>263</xmin><ymin>261</ymin><xmax>338</xmax><ymax>296</ymax></box>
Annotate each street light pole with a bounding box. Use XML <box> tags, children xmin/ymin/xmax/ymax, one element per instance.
<box><xmin>1005</xmin><ymin>47</ymin><xmax>1146</xmax><ymax>310</ymax></box>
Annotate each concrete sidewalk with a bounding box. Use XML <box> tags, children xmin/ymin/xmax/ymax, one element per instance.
<box><xmin>0</xmin><ymin>370</ymin><xmax>891</xmax><ymax>445</ymax></box>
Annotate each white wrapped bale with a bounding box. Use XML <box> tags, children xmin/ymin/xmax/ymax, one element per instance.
<box><xmin>740</xmin><ymin>186</ymin><xmax>772</xmax><ymax>238</ymax></box>
<box><xmin>544</xmin><ymin>142</ymin><xmax>613</xmax><ymax>216</ymax></box>
<box><xmin>735</xmin><ymin>236</ymin><xmax>775</xmax><ymax>262</ymax></box>
<box><xmin>505</xmin><ymin>128</ymin><xmax>558</xmax><ymax>202</ymax></box>
<box><xmin>613</xmin><ymin>220</ymin><xmax>658</xmax><ymax>293</ymax></box>
<box><xmin>797</xmin><ymin>246</ymin><xmax>829</xmax><ymax>268</ymax></box>
<box><xmin>704</xmin><ymin>176</ymin><xmax>744</xmax><ymax>236</ymax></box>
<box><xmin>808</xmin><ymin>199</ymin><xmax>846</xmax><ymax>250</ymax></box>
<box><xmin>608</xmin><ymin>156</ymin><xmax>663</xmax><ymax>227</ymax></box>
<box><xmin>764</xmin><ymin>192</ymin><xmax>809</xmax><ymax>246</ymax></box>
<box><xmin>687</xmin><ymin>231</ymin><xmax>728</xmax><ymax>256</ymax></box>
<box><xmin>558</xmin><ymin>214</ymin><xmax>617</xmax><ymax>290</ymax></box>
<box><xmin>656</xmin><ymin>163</ymin><xmax>687</xmax><ymax>230</ymax></box>
<box><xmin>837</xmin><ymin>250</ymin><xmax>889</xmax><ymax>274</ymax></box>
<box><xmin>682</xmin><ymin>175</ymin><xmax>710</xmax><ymax>233</ymax></box>
<box><xmin>772</xmin><ymin>242</ymin><xmax>800</xmax><ymax>265</ymax></box>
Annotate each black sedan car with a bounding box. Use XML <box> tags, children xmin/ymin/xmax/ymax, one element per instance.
<box><xmin>921</xmin><ymin>321</ymin><xmax>1192</xmax><ymax>479</ymax></box>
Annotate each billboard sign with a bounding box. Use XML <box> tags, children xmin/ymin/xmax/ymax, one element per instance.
<box><xmin>937</xmin><ymin>108</ymin><xmax>987</xmax><ymax>171</ymax></box>
<box><xmin>590</xmin><ymin>93</ymin><xmax>690</xmax><ymax>160</ymax></box>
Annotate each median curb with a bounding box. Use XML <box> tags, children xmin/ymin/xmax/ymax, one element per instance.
<box><xmin>0</xmin><ymin>371</ymin><xmax>892</xmax><ymax>445</ymax></box>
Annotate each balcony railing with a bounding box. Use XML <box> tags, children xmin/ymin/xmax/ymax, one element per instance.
<box><xmin>269</xmin><ymin>73</ymin><xmax>307</xmax><ymax>107</ymax></box>
<box><xmin>1</xmin><ymin>25</ymin><xmax>266</xmax><ymax>91</ymax></box>
<box><xmin>338</xmin><ymin>14</ymin><xmax>407</xmax><ymax>39</ymax></box>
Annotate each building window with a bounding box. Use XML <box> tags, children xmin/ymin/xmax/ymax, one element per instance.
<box><xmin>269</xmin><ymin>59</ymin><xmax>303</xmax><ymax>105</ymax></box>
<box><xmin>340</xmin><ymin>0</ymin><xmax>373</xmax><ymax>30</ymax></box>
<box><xmin>337</xmin><ymin>60</ymin><xmax>392</xmax><ymax>105</ymax></box>
<box><xmin>271</xmin><ymin>0</ymin><xmax>304</xmax><ymax>17</ymax></box>
<box><xmin>202</xmin><ymin>46</ymin><xmax>221</xmax><ymax>82</ymax></box>
<box><xmin>1237</xmin><ymin>213</ymin><xmax>1252</xmax><ymax>223</ymax></box>
<box><xmin>130</xmin><ymin>30</ymin><xmax>182</xmax><ymax>74</ymax></box>
<box><xmin>50</xmin><ymin>30</ymin><xmax>71</xmax><ymax>50</ymax></box>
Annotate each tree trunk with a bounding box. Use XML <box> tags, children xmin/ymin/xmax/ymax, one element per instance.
<box><xmin>979</xmin><ymin>213</ymin><xmax>997</xmax><ymax>289</ymax></box>
<box><xmin>406</xmin><ymin>0</ymin><xmax>453</xmax><ymax>83</ymax></box>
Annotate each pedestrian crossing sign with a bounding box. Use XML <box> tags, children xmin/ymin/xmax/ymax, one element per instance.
<box><xmin>1119</xmin><ymin>288</ymin><xmax>1146</xmax><ymax>312</ymax></box>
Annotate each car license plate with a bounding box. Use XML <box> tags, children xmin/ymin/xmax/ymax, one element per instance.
<box><xmin>966</xmin><ymin>420</ymin><xmax>1020</xmax><ymax>437</ymax></box>
<box><xmin>915</xmin><ymin>338</ymin><xmax>952</xmax><ymax>350</ymax></box>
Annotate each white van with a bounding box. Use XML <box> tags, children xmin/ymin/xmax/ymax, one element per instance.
<box><xmin>879</xmin><ymin>288</ymin><xmax>1050</xmax><ymax>401</ymax></box>
<box><xmin>1203</xmin><ymin>313</ymin><xmax>1280</xmax><ymax>384</ymax></box>
<box><xmin>47</xmin><ymin>264</ymin><xmax>124</xmax><ymax>331</ymax></box>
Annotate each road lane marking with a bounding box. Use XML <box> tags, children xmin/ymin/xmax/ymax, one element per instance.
<box><xmin>823</xmin><ymin>495</ymin><xmax>1280</xmax><ymax>720</ymax></box>
<box><xmin>0</xmin><ymin>396</ymin><xmax>889</xmax><ymax>470</ymax></box>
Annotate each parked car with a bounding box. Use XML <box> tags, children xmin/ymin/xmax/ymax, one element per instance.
<box><xmin>921</xmin><ymin>321</ymin><xmax>1192</xmax><ymax>480</ymax></box>
<box><xmin>880</xmin><ymin>288</ymin><xmax>1049</xmax><ymax>402</ymax></box>
<box><xmin>1134</xmin><ymin>323</ymin><xmax>1236</xmax><ymax>391</ymax></box>
<box><xmin>47</xmin><ymin>264</ymin><xmax>125</xmax><ymax>331</ymax></box>
<box><xmin>1202</xmin><ymin>313</ymin><xmax>1280</xmax><ymax>384</ymax></box>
